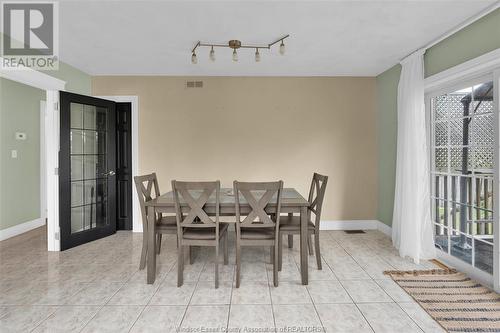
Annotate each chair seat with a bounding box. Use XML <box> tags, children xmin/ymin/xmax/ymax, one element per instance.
<box><xmin>240</xmin><ymin>227</ymin><xmax>275</xmax><ymax>240</ymax></box>
<box><xmin>279</xmin><ymin>215</ymin><xmax>315</xmax><ymax>231</ymax></box>
<box><xmin>156</xmin><ymin>215</ymin><xmax>177</xmax><ymax>232</ymax></box>
<box><xmin>183</xmin><ymin>223</ymin><xmax>229</xmax><ymax>240</ymax></box>
<box><xmin>158</xmin><ymin>215</ymin><xmax>176</xmax><ymax>225</ymax></box>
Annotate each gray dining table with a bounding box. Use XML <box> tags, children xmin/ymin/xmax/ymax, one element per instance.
<box><xmin>144</xmin><ymin>187</ymin><xmax>311</xmax><ymax>285</ymax></box>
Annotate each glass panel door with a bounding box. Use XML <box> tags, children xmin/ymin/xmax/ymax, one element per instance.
<box><xmin>60</xmin><ymin>92</ymin><xmax>116</xmax><ymax>250</ymax></box>
<box><xmin>430</xmin><ymin>79</ymin><xmax>495</xmax><ymax>275</ymax></box>
<box><xmin>70</xmin><ymin>103</ymin><xmax>109</xmax><ymax>233</ymax></box>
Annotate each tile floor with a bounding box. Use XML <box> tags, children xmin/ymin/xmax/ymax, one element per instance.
<box><xmin>0</xmin><ymin>227</ymin><xmax>446</xmax><ymax>332</ymax></box>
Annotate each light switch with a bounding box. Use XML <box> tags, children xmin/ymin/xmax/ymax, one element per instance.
<box><xmin>11</xmin><ymin>150</ymin><xmax>17</xmax><ymax>158</ymax></box>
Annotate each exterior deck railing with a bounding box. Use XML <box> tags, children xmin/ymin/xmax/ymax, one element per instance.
<box><xmin>434</xmin><ymin>173</ymin><xmax>494</xmax><ymax>238</ymax></box>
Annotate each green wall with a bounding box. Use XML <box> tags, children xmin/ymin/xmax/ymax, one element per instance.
<box><xmin>425</xmin><ymin>9</ymin><xmax>500</xmax><ymax>77</ymax></box>
<box><xmin>0</xmin><ymin>80</ymin><xmax>45</xmax><ymax>229</ymax></box>
<box><xmin>42</xmin><ymin>62</ymin><xmax>92</xmax><ymax>94</ymax></box>
<box><xmin>0</xmin><ymin>64</ymin><xmax>91</xmax><ymax>231</ymax></box>
<box><xmin>376</xmin><ymin>8</ymin><xmax>500</xmax><ymax>226</ymax></box>
<box><xmin>377</xmin><ymin>64</ymin><xmax>401</xmax><ymax>226</ymax></box>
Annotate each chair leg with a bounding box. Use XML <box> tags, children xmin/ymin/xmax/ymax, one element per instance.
<box><xmin>215</xmin><ymin>245</ymin><xmax>219</xmax><ymax>289</ymax></box>
<box><xmin>278</xmin><ymin>233</ymin><xmax>283</xmax><ymax>271</ymax></box>
<box><xmin>156</xmin><ymin>234</ymin><xmax>162</xmax><ymax>254</ymax></box>
<box><xmin>223</xmin><ymin>232</ymin><xmax>229</xmax><ymax>265</ymax></box>
<box><xmin>288</xmin><ymin>234</ymin><xmax>293</xmax><ymax>248</ymax></box>
<box><xmin>189</xmin><ymin>246</ymin><xmax>194</xmax><ymax>265</ymax></box>
<box><xmin>139</xmin><ymin>223</ymin><xmax>148</xmax><ymax>270</ymax></box>
<box><xmin>236</xmin><ymin>242</ymin><xmax>241</xmax><ymax>288</ymax></box>
<box><xmin>308</xmin><ymin>234</ymin><xmax>314</xmax><ymax>255</ymax></box>
<box><xmin>314</xmin><ymin>232</ymin><xmax>322</xmax><ymax>270</ymax></box>
<box><xmin>273</xmin><ymin>244</ymin><xmax>279</xmax><ymax>287</ymax></box>
<box><xmin>177</xmin><ymin>243</ymin><xmax>184</xmax><ymax>287</ymax></box>
<box><xmin>270</xmin><ymin>246</ymin><xmax>274</xmax><ymax>264</ymax></box>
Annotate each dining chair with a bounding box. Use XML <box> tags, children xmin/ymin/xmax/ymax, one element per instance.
<box><xmin>234</xmin><ymin>180</ymin><xmax>283</xmax><ymax>287</ymax></box>
<box><xmin>134</xmin><ymin>173</ymin><xmax>177</xmax><ymax>270</ymax></box>
<box><xmin>278</xmin><ymin>173</ymin><xmax>328</xmax><ymax>270</ymax></box>
<box><xmin>172</xmin><ymin>180</ymin><xmax>229</xmax><ymax>288</ymax></box>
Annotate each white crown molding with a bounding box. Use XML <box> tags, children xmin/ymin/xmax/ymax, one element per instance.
<box><xmin>0</xmin><ymin>218</ymin><xmax>45</xmax><ymax>241</ymax></box>
<box><xmin>0</xmin><ymin>57</ymin><xmax>66</xmax><ymax>91</ymax></box>
<box><xmin>424</xmin><ymin>48</ymin><xmax>500</xmax><ymax>92</ymax></box>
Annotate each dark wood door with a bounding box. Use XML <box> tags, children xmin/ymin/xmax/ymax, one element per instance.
<box><xmin>116</xmin><ymin>102</ymin><xmax>133</xmax><ymax>230</ymax></box>
<box><xmin>59</xmin><ymin>92</ymin><xmax>116</xmax><ymax>250</ymax></box>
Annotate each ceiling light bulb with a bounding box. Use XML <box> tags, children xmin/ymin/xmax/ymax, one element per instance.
<box><xmin>255</xmin><ymin>48</ymin><xmax>261</xmax><ymax>62</ymax></box>
<box><xmin>191</xmin><ymin>52</ymin><xmax>197</xmax><ymax>64</ymax></box>
<box><xmin>232</xmin><ymin>49</ymin><xmax>238</xmax><ymax>62</ymax></box>
<box><xmin>279</xmin><ymin>41</ymin><xmax>285</xmax><ymax>55</ymax></box>
<box><xmin>209</xmin><ymin>47</ymin><xmax>215</xmax><ymax>62</ymax></box>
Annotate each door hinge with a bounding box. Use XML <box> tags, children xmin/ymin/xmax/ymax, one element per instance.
<box><xmin>53</xmin><ymin>102</ymin><xmax>59</xmax><ymax>110</ymax></box>
<box><xmin>54</xmin><ymin>167</ymin><xmax>58</xmax><ymax>175</ymax></box>
<box><xmin>55</xmin><ymin>231</ymin><xmax>60</xmax><ymax>240</ymax></box>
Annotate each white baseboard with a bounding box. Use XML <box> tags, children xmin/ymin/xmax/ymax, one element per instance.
<box><xmin>376</xmin><ymin>221</ymin><xmax>392</xmax><ymax>236</ymax></box>
<box><xmin>320</xmin><ymin>220</ymin><xmax>379</xmax><ymax>230</ymax></box>
<box><xmin>320</xmin><ymin>219</ymin><xmax>393</xmax><ymax>237</ymax></box>
<box><xmin>0</xmin><ymin>218</ymin><xmax>45</xmax><ymax>241</ymax></box>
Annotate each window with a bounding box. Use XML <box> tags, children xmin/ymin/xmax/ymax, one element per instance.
<box><xmin>430</xmin><ymin>79</ymin><xmax>494</xmax><ymax>274</ymax></box>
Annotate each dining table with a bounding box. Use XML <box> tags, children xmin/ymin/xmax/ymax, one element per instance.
<box><xmin>144</xmin><ymin>187</ymin><xmax>311</xmax><ymax>285</ymax></box>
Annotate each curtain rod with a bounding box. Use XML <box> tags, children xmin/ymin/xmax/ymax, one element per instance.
<box><xmin>400</xmin><ymin>0</ymin><xmax>500</xmax><ymax>62</ymax></box>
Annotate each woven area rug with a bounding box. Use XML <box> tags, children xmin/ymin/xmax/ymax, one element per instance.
<box><xmin>384</xmin><ymin>268</ymin><xmax>500</xmax><ymax>333</ymax></box>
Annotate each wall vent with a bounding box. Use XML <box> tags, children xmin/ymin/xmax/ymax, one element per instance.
<box><xmin>186</xmin><ymin>81</ymin><xmax>203</xmax><ymax>88</ymax></box>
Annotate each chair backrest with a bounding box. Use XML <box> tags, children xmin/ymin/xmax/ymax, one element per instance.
<box><xmin>134</xmin><ymin>173</ymin><xmax>161</xmax><ymax>228</ymax></box>
<box><xmin>233</xmin><ymin>181</ymin><xmax>283</xmax><ymax>235</ymax></box>
<box><xmin>308</xmin><ymin>173</ymin><xmax>328</xmax><ymax>227</ymax></box>
<box><xmin>171</xmin><ymin>180</ymin><xmax>220</xmax><ymax>236</ymax></box>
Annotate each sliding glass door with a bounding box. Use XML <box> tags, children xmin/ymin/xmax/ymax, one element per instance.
<box><xmin>429</xmin><ymin>75</ymin><xmax>497</xmax><ymax>288</ymax></box>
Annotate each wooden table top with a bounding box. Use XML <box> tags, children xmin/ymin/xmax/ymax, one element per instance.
<box><xmin>145</xmin><ymin>187</ymin><xmax>310</xmax><ymax>207</ymax></box>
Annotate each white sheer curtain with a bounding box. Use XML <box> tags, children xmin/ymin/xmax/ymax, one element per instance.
<box><xmin>392</xmin><ymin>49</ymin><xmax>436</xmax><ymax>263</ymax></box>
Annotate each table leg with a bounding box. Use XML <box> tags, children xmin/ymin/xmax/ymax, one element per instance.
<box><xmin>300</xmin><ymin>206</ymin><xmax>308</xmax><ymax>285</ymax></box>
<box><xmin>147</xmin><ymin>206</ymin><xmax>156</xmax><ymax>284</ymax></box>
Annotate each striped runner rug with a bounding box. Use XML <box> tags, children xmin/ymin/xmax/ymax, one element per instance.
<box><xmin>384</xmin><ymin>269</ymin><xmax>500</xmax><ymax>332</ymax></box>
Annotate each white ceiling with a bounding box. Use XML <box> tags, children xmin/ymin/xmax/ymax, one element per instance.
<box><xmin>58</xmin><ymin>0</ymin><xmax>496</xmax><ymax>76</ymax></box>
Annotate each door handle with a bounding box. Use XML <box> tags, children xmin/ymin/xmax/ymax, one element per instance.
<box><xmin>106</xmin><ymin>170</ymin><xmax>116</xmax><ymax>176</ymax></box>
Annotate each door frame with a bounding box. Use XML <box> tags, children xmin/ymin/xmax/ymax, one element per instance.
<box><xmin>0</xmin><ymin>57</ymin><xmax>65</xmax><ymax>251</ymax></box>
<box><xmin>96</xmin><ymin>96</ymin><xmax>140</xmax><ymax>232</ymax></box>
<box><xmin>40</xmin><ymin>101</ymin><xmax>47</xmax><ymax>224</ymax></box>
<box><xmin>493</xmin><ymin>68</ymin><xmax>500</xmax><ymax>292</ymax></box>
<box><xmin>424</xmin><ymin>48</ymin><xmax>500</xmax><ymax>292</ymax></box>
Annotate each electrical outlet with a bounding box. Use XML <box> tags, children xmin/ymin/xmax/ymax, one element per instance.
<box><xmin>15</xmin><ymin>132</ymin><xmax>27</xmax><ymax>140</ymax></box>
<box><xmin>11</xmin><ymin>150</ymin><xmax>17</xmax><ymax>158</ymax></box>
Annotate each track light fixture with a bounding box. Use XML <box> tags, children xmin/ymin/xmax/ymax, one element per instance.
<box><xmin>209</xmin><ymin>46</ymin><xmax>215</xmax><ymax>62</ymax></box>
<box><xmin>279</xmin><ymin>40</ymin><xmax>285</xmax><ymax>55</ymax></box>
<box><xmin>190</xmin><ymin>35</ymin><xmax>289</xmax><ymax>64</ymax></box>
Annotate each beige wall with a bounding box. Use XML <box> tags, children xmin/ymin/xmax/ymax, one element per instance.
<box><xmin>92</xmin><ymin>76</ymin><xmax>377</xmax><ymax>221</ymax></box>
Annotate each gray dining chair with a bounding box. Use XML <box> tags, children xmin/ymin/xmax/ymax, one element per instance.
<box><xmin>134</xmin><ymin>173</ymin><xmax>177</xmax><ymax>270</ymax></box>
<box><xmin>234</xmin><ymin>180</ymin><xmax>283</xmax><ymax>287</ymax></box>
<box><xmin>172</xmin><ymin>180</ymin><xmax>229</xmax><ymax>288</ymax></box>
<box><xmin>278</xmin><ymin>173</ymin><xmax>328</xmax><ymax>270</ymax></box>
